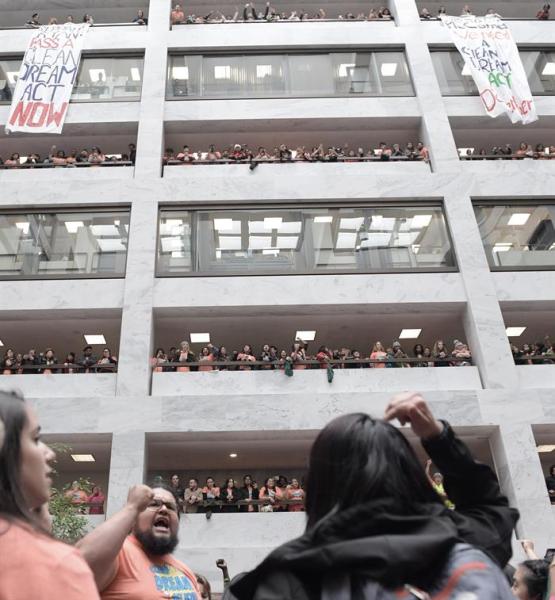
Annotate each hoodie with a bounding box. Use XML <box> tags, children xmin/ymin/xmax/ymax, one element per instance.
<box><xmin>229</xmin><ymin>424</ymin><xmax>519</xmax><ymax>600</ymax></box>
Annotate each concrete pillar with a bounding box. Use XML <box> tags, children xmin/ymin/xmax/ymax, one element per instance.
<box><xmin>389</xmin><ymin>0</ymin><xmax>421</xmax><ymax>26</ymax></box>
<box><xmin>115</xmin><ymin>201</ymin><xmax>158</xmax><ymax>396</ymax></box>
<box><xmin>443</xmin><ymin>191</ymin><xmax>517</xmax><ymax>389</ymax></box>
<box><xmin>134</xmin><ymin>0</ymin><xmax>171</xmax><ymax>179</ymax></box>
<box><xmin>491</xmin><ymin>423</ymin><xmax>555</xmax><ymax>556</ymax></box>
<box><xmin>403</xmin><ymin>37</ymin><xmax>460</xmax><ymax>172</ymax></box>
<box><xmin>106</xmin><ymin>431</ymin><xmax>146</xmax><ymax>517</ymax></box>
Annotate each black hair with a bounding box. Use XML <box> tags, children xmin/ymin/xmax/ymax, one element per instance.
<box><xmin>0</xmin><ymin>391</ymin><xmax>35</xmax><ymax>525</ymax></box>
<box><xmin>550</xmin><ymin>464</ymin><xmax>555</xmax><ymax>476</ymax></box>
<box><xmin>305</xmin><ymin>413</ymin><xmax>440</xmax><ymax>528</ymax></box>
<box><xmin>147</xmin><ymin>481</ymin><xmax>180</xmax><ymax>504</ymax></box>
<box><xmin>519</xmin><ymin>560</ymin><xmax>549</xmax><ymax>600</ymax></box>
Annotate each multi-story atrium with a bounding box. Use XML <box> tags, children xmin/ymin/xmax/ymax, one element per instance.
<box><xmin>1</xmin><ymin>0</ymin><xmax>555</xmax><ymax>593</ymax></box>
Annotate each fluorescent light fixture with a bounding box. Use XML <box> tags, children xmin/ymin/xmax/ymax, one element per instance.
<box><xmin>314</xmin><ymin>216</ymin><xmax>333</xmax><ymax>223</ymax></box>
<box><xmin>542</xmin><ymin>62</ymin><xmax>555</xmax><ymax>76</ymax></box>
<box><xmin>214</xmin><ymin>218</ymin><xmax>234</xmax><ymax>231</ymax></box>
<box><xmin>412</xmin><ymin>214</ymin><xmax>432</xmax><ymax>228</ymax></box>
<box><xmin>538</xmin><ymin>445</ymin><xmax>555</xmax><ymax>453</ymax></box>
<box><xmin>229</xmin><ymin>453</ymin><xmax>238</xmax><ymax>458</ymax></box>
<box><xmin>381</xmin><ymin>62</ymin><xmax>398</xmax><ymax>77</ymax></box>
<box><xmin>190</xmin><ymin>333</ymin><xmax>210</xmax><ymax>343</ymax></box>
<box><xmin>97</xmin><ymin>239</ymin><xmax>126</xmax><ymax>252</ymax></box>
<box><xmin>276</xmin><ymin>236</ymin><xmax>298</xmax><ymax>250</ymax></box>
<box><xmin>399</xmin><ymin>328</ymin><xmax>421</xmax><ymax>339</ymax></box>
<box><xmin>493</xmin><ymin>243</ymin><xmax>512</xmax><ymax>253</ymax></box>
<box><xmin>249</xmin><ymin>235</ymin><xmax>272</xmax><ymax>250</ymax></box>
<box><xmin>161</xmin><ymin>237</ymin><xmax>183</xmax><ymax>252</ymax></box>
<box><xmin>335</xmin><ymin>232</ymin><xmax>358</xmax><ymax>249</ymax></box>
<box><xmin>217</xmin><ymin>236</ymin><xmax>242</xmax><ymax>250</ymax></box>
<box><xmin>506</xmin><ymin>326</ymin><xmax>526</xmax><ymax>337</ymax></box>
<box><xmin>64</xmin><ymin>221</ymin><xmax>84</xmax><ymax>233</ymax></box>
<box><xmin>295</xmin><ymin>330</ymin><xmax>316</xmax><ymax>341</ymax></box>
<box><xmin>263</xmin><ymin>217</ymin><xmax>283</xmax><ymax>230</ymax></box>
<box><xmin>84</xmin><ymin>334</ymin><xmax>106</xmax><ymax>345</ymax></box>
<box><xmin>6</xmin><ymin>71</ymin><xmax>18</xmax><ymax>84</ymax></box>
<box><xmin>172</xmin><ymin>66</ymin><xmax>189</xmax><ymax>80</ymax></box>
<box><xmin>130</xmin><ymin>67</ymin><xmax>141</xmax><ymax>81</ymax></box>
<box><xmin>507</xmin><ymin>213</ymin><xmax>530</xmax><ymax>226</ymax></box>
<box><xmin>15</xmin><ymin>222</ymin><xmax>29</xmax><ymax>234</ymax></box>
<box><xmin>171</xmin><ymin>251</ymin><xmax>185</xmax><ymax>258</ymax></box>
<box><xmin>256</xmin><ymin>64</ymin><xmax>272</xmax><ymax>78</ymax></box>
<box><xmin>215</xmin><ymin>250</ymin><xmax>222</xmax><ymax>259</ymax></box>
<box><xmin>91</xmin><ymin>225</ymin><xmax>119</xmax><ymax>236</ymax></box>
<box><xmin>71</xmin><ymin>454</ymin><xmax>95</xmax><ymax>462</ymax></box>
<box><xmin>278</xmin><ymin>221</ymin><xmax>302</xmax><ymax>234</ymax></box>
<box><xmin>214</xmin><ymin>65</ymin><xmax>231</xmax><ymax>79</ymax></box>
<box><xmin>461</xmin><ymin>64</ymin><xmax>472</xmax><ymax>76</ymax></box>
<box><xmin>338</xmin><ymin>63</ymin><xmax>355</xmax><ymax>77</ymax></box>
<box><xmin>339</xmin><ymin>217</ymin><xmax>364</xmax><ymax>230</ymax></box>
<box><xmin>89</xmin><ymin>68</ymin><xmax>106</xmax><ymax>82</ymax></box>
<box><xmin>262</xmin><ymin>248</ymin><xmax>280</xmax><ymax>255</ymax></box>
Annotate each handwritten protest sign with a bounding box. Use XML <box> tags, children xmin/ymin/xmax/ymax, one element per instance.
<box><xmin>441</xmin><ymin>15</ymin><xmax>537</xmax><ymax>125</ymax></box>
<box><xmin>5</xmin><ymin>23</ymin><xmax>89</xmax><ymax>134</ymax></box>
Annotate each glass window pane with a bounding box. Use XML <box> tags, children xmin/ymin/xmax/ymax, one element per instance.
<box><xmin>166</xmin><ymin>52</ymin><xmax>414</xmax><ymax>98</ymax></box>
<box><xmin>157</xmin><ymin>207</ymin><xmax>454</xmax><ymax>276</ymax></box>
<box><xmin>476</xmin><ymin>204</ymin><xmax>555</xmax><ymax>269</ymax></box>
<box><xmin>432</xmin><ymin>50</ymin><xmax>555</xmax><ymax>96</ymax></box>
<box><xmin>0</xmin><ymin>59</ymin><xmax>21</xmax><ymax>103</ymax></box>
<box><xmin>0</xmin><ymin>211</ymin><xmax>129</xmax><ymax>278</ymax></box>
<box><xmin>72</xmin><ymin>56</ymin><xmax>144</xmax><ymax>101</ymax></box>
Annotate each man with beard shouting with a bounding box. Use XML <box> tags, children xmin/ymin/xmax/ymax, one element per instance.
<box><xmin>78</xmin><ymin>484</ymin><xmax>201</xmax><ymax>599</ymax></box>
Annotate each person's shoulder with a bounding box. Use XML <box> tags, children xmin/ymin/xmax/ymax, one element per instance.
<box><xmin>231</xmin><ymin>569</ymin><xmax>313</xmax><ymax>600</ymax></box>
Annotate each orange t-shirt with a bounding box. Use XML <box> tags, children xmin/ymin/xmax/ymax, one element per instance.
<box><xmin>0</xmin><ymin>519</ymin><xmax>100</xmax><ymax>600</ymax></box>
<box><xmin>101</xmin><ymin>535</ymin><xmax>201</xmax><ymax>600</ymax></box>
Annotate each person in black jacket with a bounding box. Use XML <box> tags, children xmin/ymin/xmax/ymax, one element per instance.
<box><xmin>229</xmin><ymin>392</ymin><xmax>519</xmax><ymax>600</ymax></box>
<box><xmin>239</xmin><ymin>475</ymin><xmax>260</xmax><ymax>512</ymax></box>
<box><xmin>221</xmin><ymin>478</ymin><xmax>241</xmax><ymax>513</ymax></box>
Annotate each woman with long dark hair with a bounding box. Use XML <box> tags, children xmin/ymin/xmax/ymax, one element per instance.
<box><xmin>229</xmin><ymin>392</ymin><xmax>517</xmax><ymax>599</ymax></box>
<box><xmin>0</xmin><ymin>390</ymin><xmax>100</xmax><ymax>598</ymax></box>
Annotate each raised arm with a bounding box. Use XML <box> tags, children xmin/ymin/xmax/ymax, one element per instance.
<box><xmin>77</xmin><ymin>485</ymin><xmax>154</xmax><ymax>591</ymax></box>
<box><xmin>385</xmin><ymin>392</ymin><xmax>518</xmax><ymax>566</ymax></box>
<box><xmin>424</xmin><ymin>458</ymin><xmax>435</xmax><ymax>488</ymax></box>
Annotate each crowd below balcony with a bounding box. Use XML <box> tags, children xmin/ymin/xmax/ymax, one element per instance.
<box><xmin>164</xmin><ymin>141</ymin><xmax>430</xmax><ymax>166</ymax></box>
<box><xmin>151</xmin><ymin>338</ymin><xmax>472</xmax><ymax>371</ymax></box>
<box><xmin>0</xmin><ymin>346</ymin><xmax>118</xmax><ymax>374</ymax></box>
<box><xmin>23</xmin><ymin>10</ymin><xmax>148</xmax><ymax>27</ymax></box>
<box><xmin>512</xmin><ymin>337</ymin><xmax>555</xmax><ymax>364</ymax></box>
<box><xmin>170</xmin><ymin>2</ymin><xmax>393</xmax><ymax>24</ymax></box>
<box><xmin>0</xmin><ymin>144</ymin><xmax>136</xmax><ymax>169</ymax></box>
<box><xmin>460</xmin><ymin>143</ymin><xmax>555</xmax><ymax>160</ymax></box>
<box><xmin>419</xmin><ymin>3</ymin><xmax>551</xmax><ymax>19</ymax></box>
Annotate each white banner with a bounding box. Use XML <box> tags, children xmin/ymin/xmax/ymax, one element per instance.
<box><xmin>5</xmin><ymin>23</ymin><xmax>90</xmax><ymax>134</ymax></box>
<box><xmin>441</xmin><ymin>15</ymin><xmax>537</xmax><ymax>125</ymax></box>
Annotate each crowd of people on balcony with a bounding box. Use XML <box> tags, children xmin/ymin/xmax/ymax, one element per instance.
<box><xmin>150</xmin><ymin>338</ymin><xmax>472</xmax><ymax>371</ymax></box>
<box><xmin>511</xmin><ymin>337</ymin><xmax>555</xmax><ymax>364</ymax></box>
<box><xmin>0</xmin><ymin>144</ymin><xmax>136</xmax><ymax>168</ymax></box>
<box><xmin>460</xmin><ymin>143</ymin><xmax>555</xmax><ymax>160</ymax></box>
<box><xmin>419</xmin><ymin>4</ymin><xmax>551</xmax><ymax>19</ymax></box>
<box><xmin>0</xmin><ymin>346</ymin><xmax>118</xmax><ymax>374</ymax></box>
<box><xmin>64</xmin><ymin>482</ymin><xmax>106</xmax><ymax>515</ymax></box>
<box><xmin>171</xmin><ymin>2</ymin><xmax>393</xmax><ymax>24</ymax></box>
<box><xmin>164</xmin><ymin>141</ymin><xmax>430</xmax><ymax>166</ymax></box>
<box><xmin>24</xmin><ymin>10</ymin><xmax>148</xmax><ymax>27</ymax></box>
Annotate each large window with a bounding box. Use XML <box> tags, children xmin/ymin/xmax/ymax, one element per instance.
<box><xmin>167</xmin><ymin>51</ymin><xmax>414</xmax><ymax>98</ymax></box>
<box><xmin>0</xmin><ymin>210</ymin><xmax>130</xmax><ymax>278</ymax></box>
<box><xmin>432</xmin><ymin>50</ymin><xmax>555</xmax><ymax>95</ymax></box>
<box><xmin>475</xmin><ymin>204</ymin><xmax>555</xmax><ymax>269</ymax></box>
<box><xmin>0</xmin><ymin>56</ymin><xmax>144</xmax><ymax>103</ymax></box>
<box><xmin>157</xmin><ymin>206</ymin><xmax>454</xmax><ymax>276</ymax></box>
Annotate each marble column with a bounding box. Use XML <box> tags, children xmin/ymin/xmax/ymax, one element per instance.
<box><xmin>106</xmin><ymin>431</ymin><xmax>146</xmax><ymax>517</ymax></box>
<box><xmin>490</xmin><ymin>422</ymin><xmax>555</xmax><ymax>556</ymax></box>
<box><xmin>389</xmin><ymin>0</ymin><xmax>421</xmax><ymax>26</ymax></box>
<box><xmin>443</xmin><ymin>190</ymin><xmax>517</xmax><ymax>389</ymax></box>
<box><xmin>116</xmin><ymin>0</ymin><xmax>170</xmax><ymax>395</ymax></box>
<box><xmin>402</xmin><ymin>34</ymin><xmax>461</xmax><ymax>172</ymax></box>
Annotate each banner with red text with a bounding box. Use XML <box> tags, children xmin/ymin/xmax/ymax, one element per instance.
<box><xmin>441</xmin><ymin>15</ymin><xmax>537</xmax><ymax>125</ymax></box>
<box><xmin>5</xmin><ymin>23</ymin><xmax>90</xmax><ymax>134</ymax></box>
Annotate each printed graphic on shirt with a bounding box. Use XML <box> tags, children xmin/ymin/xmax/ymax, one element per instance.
<box><xmin>150</xmin><ymin>564</ymin><xmax>198</xmax><ymax>599</ymax></box>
